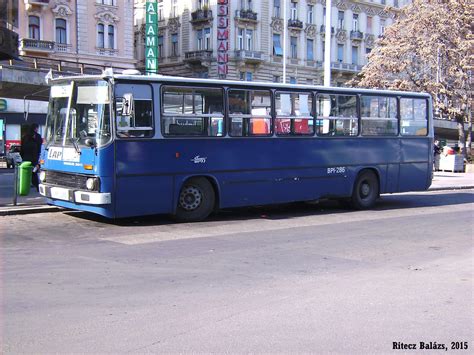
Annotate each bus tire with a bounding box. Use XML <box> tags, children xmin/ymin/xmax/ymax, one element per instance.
<box><xmin>350</xmin><ymin>170</ymin><xmax>379</xmax><ymax>210</ymax></box>
<box><xmin>174</xmin><ymin>177</ymin><xmax>215</xmax><ymax>222</ymax></box>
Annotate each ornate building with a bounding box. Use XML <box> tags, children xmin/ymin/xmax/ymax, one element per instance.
<box><xmin>17</xmin><ymin>0</ymin><xmax>135</xmax><ymax>69</ymax></box>
<box><xmin>135</xmin><ymin>0</ymin><xmax>408</xmax><ymax>85</ymax></box>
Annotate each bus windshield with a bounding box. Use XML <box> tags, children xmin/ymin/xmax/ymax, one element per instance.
<box><xmin>45</xmin><ymin>80</ymin><xmax>112</xmax><ymax>148</ymax></box>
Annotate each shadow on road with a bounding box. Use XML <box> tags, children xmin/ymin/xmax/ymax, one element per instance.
<box><xmin>62</xmin><ymin>190</ymin><xmax>474</xmax><ymax>227</ymax></box>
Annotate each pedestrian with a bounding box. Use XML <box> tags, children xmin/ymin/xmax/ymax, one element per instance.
<box><xmin>433</xmin><ymin>138</ymin><xmax>441</xmax><ymax>171</ymax></box>
<box><xmin>20</xmin><ymin>124</ymin><xmax>43</xmax><ymax>191</ymax></box>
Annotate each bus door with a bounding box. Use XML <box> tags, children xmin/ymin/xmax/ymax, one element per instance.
<box><xmin>114</xmin><ymin>83</ymin><xmax>174</xmax><ymax>217</ymax></box>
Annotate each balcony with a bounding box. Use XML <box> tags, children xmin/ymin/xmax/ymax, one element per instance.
<box><xmin>234</xmin><ymin>50</ymin><xmax>264</xmax><ymax>64</ymax></box>
<box><xmin>20</xmin><ymin>38</ymin><xmax>55</xmax><ymax>53</ymax></box>
<box><xmin>350</xmin><ymin>30</ymin><xmax>364</xmax><ymax>41</ymax></box>
<box><xmin>320</xmin><ymin>25</ymin><xmax>335</xmax><ymax>34</ymax></box>
<box><xmin>235</xmin><ymin>9</ymin><xmax>258</xmax><ymax>22</ymax></box>
<box><xmin>56</xmin><ymin>43</ymin><xmax>72</xmax><ymax>53</ymax></box>
<box><xmin>330</xmin><ymin>62</ymin><xmax>363</xmax><ymax>73</ymax></box>
<box><xmin>184</xmin><ymin>50</ymin><xmax>213</xmax><ymax>65</ymax></box>
<box><xmin>288</xmin><ymin>19</ymin><xmax>303</xmax><ymax>29</ymax></box>
<box><xmin>190</xmin><ymin>9</ymin><xmax>213</xmax><ymax>24</ymax></box>
<box><xmin>25</xmin><ymin>0</ymin><xmax>49</xmax><ymax>5</ymax></box>
<box><xmin>96</xmin><ymin>47</ymin><xmax>119</xmax><ymax>56</ymax></box>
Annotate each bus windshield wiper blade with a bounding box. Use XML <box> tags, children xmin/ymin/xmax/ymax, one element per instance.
<box><xmin>71</xmin><ymin>137</ymin><xmax>81</xmax><ymax>155</ymax></box>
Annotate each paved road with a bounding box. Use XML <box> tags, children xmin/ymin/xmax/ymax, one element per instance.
<box><xmin>1</xmin><ymin>190</ymin><xmax>473</xmax><ymax>353</ymax></box>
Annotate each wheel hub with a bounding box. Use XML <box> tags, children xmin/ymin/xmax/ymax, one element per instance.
<box><xmin>179</xmin><ymin>186</ymin><xmax>202</xmax><ymax>211</ymax></box>
<box><xmin>361</xmin><ymin>182</ymin><xmax>370</xmax><ymax>198</ymax></box>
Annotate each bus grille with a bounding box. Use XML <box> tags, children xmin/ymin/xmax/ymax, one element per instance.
<box><xmin>45</xmin><ymin>171</ymin><xmax>89</xmax><ymax>190</ymax></box>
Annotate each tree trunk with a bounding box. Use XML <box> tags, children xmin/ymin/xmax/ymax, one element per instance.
<box><xmin>456</xmin><ymin>115</ymin><xmax>466</xmax><ymax>159</ymax></box>
<box><xmin>467</xmin><ymin>120</ymin><xmax>472</xmax><ymax>159</ymax></box>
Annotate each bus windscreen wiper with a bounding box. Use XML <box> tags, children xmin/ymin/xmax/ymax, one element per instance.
<box><xmin>71</xmin><ymin>137</ymin><xmax>81</xmax><ymax>155</ymax></box>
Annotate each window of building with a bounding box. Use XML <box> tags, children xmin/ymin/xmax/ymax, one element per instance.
<box><xmin>316</xmin><ymin>94</ymin><xmax>358</xmax><ymax>136</ymax></box>
<box><xmin>171</xmin><ymin>33</ymin><xmax>179</xmax><ymax>56</ymax></box>
<box><xmin>306</xmin><ymin>78</ymin><xmax>313</xmax><ymax>85</ymax></box>
<box><xmin>158</xmin><ymin>35</ymin><xmax>164</xmax><ymax>58</ymax></box>
<box><xmin>238</xmin><ymin>28</ymin><xmax>244</xmax><ymax>50</ymax></box>
<box><xmin>97</xmin><ymin>23</ymin><xmax>105</xmax><ymax>48</ymax></box>
<box><xmin>337</xmin><ymin>44</ymin><xmax>344</xmax><ymax>62</ymax></box>
<box><xmin>273</xmin><ymin>33</ymin><xmax>282</xmax><ymax>56</ymax></box>
<box><xmin>290</xmin><ymin>77</ymin><xmax>297</xmax><ymax>84</ymax></box>
<box><xmin>98</xmin><ymin>0</ymin><xmax>116</xmax><ymax>5</ymax></box>
<box><xmin>400</xmin><ymin>98</ymin><xmax>428</xmax><ymax>136</ymax></box>
<box><xmin>381</xmin><ymin>0</ymin><xmax>386</xmax><ymax>5</ymax></box>
<box><xmin>162</xmin><ymin>86</ymin><xmax>224</xmax><ymax>136</ymax></box>
<box><xmin>352</xmin><ymin>46</ymin><xmax>358</xmax><ymax>65</ymax></box>
<box><xmin>380</xmin><ymin>19</ymin><xmax>386</xmax><ymax>35</ymax></box>
<box><xmin>274</xmin><ymin>0</ymin><xmax>280</xmax><ymax>17</ymax></box>
<box><xmin>198</xmin><ymin>0</ymin><xmax>209</xmax><ymax>9</ymax></box>
<box><xmin>290</xmin><ymin>2</ymin><xmax>297</xmax><ymax>20</ymax></box>
<box><xmin>394</xmin><ymin>0</ymin><xmax>399</xmax><ymax>7</ymax></box>
<box><xmin>171</xmin><ymin>0</ymin><xmax>178</xmax><ymax>18</ymax></box>
<box><xmin>240</xmin><ymin>72</ymin><xmax>253</xmax><ymax>81</ymax></box>
<box><xmin>273</xmin><ymin>75</ymin><xmax>280</xmax><ymax>83</ymax></box>
<box><xmin>197</xmin><ymin>28</ymin><xmax>211</xmax><ymax>50</ymax></box>
<box><xmin>323</xmin><ymin>7</ymin><xmax>326</xmax><ymax>24</ymax></box>
<box><xmin>246</xmin><ymin>29</ymin><xmax>253</xmax><ymax>50</ymax></box>
<box><xmin>108</xmin><ymin>25</ymin><xmax>115</xmax><ymax>49</ymax></box>
<box><xmin>352</xmin><ymin>14</ymin><xmax>359</xmax><ymax>31</ymax></box>
<box><xmin>158</xmin><ymin>1</ymin><xmax>164</xmax><ymax>20</ymax></box>
<box><xmin>28</xmin><ymin>15</ymin><xmax>40</xmax><ymax>40</ymax></box>
<box><xmin>366</xmin><ymin>47</ymin><xmax>372</xmax><ymax>56</ymax></box>
<box><xmin>307</xmin><ymin>5</ymin><xmax>314</xmax><ymax>24</ymax></box>
<box><xmin>290</xmin><ymin>36</ymin><xmax>297</xmax><ymax>59</ymax></box>
<box><xmin>338</xmin><ymin>11</ymin><xmax>344</xmax><ymax>29</ymax></box>
<box><xmin>55</xmin><ymin>18</ymin><xmax>67</xmax><ymax>44</ymax></box>
<box><xmin>361</xmin><ymin>96</ymin><xmax>398</xmax><ymax>136</ymax></box>
<box><xmin>275</xmin><ymin>92</ymin><xmax>314</xmax><ymax>135</ymax></box>
<box><xmin>367</xmin><ymin>16</ymin><xmax>372</xmax><ymax>33</ymax></box>
<box><xmin>229</xmin><ymin>90</ymin><xmax>272</xmax><ymax>136</ymax></box>
<box><xmin>240</xmin><ymin>0</ymin><xmax>252</xmax><ymax>11</ymax></box>
<box><xmin>307</xmin><ymin>39</ymin><xmax>314</xmax><ymax>61</ymax></box>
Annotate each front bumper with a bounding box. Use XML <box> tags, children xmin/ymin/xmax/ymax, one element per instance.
<box><xmin>39</xmin><ymin>184</ymin><xmax>111</xmax><ymax>205</ymax></box>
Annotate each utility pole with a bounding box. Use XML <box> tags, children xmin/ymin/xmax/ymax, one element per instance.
<box><xmin>283</xmin><ymin>0</ymin><xmax>287</xmax><ymax>83</ymax></box>
<box><xmin>323</xmin><ymin>0</ymin><xmax>332</xmax><ymax>87</ymax></box>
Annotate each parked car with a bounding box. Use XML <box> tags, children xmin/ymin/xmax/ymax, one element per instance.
<box><xmin>6</xmin><ymin>145</ymin><xmax>22</xmax><ymax>169</ymax></box>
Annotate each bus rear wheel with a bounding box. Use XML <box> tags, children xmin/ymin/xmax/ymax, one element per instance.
<box><xmin>350</xmin><ymin>170</ymin><xmax>379</xmax><ymax>210</ymax></box>
<box><xmin>174</xmin><ymin>177</ymin><xmax>215</xmax><ymax>222</ymax></box>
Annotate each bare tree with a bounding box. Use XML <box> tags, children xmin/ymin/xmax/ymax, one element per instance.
<box><xmin>351</xmin><ymin>0</ymin><xmax>473</xmax><ymax>157</ymax></box>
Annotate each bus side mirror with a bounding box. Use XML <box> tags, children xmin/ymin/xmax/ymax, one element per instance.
<box><xmin>122</xmin><ymin>93</ymin><xmax>134</xmax><ymax>117</ymax></box>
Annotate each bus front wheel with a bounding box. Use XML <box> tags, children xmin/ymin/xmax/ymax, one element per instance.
<box><xmin>174</xmin><ymin>177</ymin><xmax>215</xmax><ymax>222</ymax></box>
<box><xmin>350</xmin><ymin>170</ymin><xmax>379</xmax><ymax>210</ymax></box>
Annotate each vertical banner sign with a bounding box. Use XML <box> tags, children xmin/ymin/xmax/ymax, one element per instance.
<box><xmin>146</xmin><ymin>1</ymin><xmax>158</xmax><ymax>74</ymax></box>
<box><xmin>217</xmin><ymin>0</ymin><xmax>229</xmax><ymax>79</ymax></box>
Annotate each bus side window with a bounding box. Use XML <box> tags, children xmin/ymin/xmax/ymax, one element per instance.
<box><xmin>116</xmin><ymin>99</ymin><xmax>154</xmax><ymax>138</ymax></box>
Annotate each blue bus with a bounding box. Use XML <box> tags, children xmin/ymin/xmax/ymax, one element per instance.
<box><xmin>38</xmin><ymin>72</ymin><xmax>433</xmax><ymax>221</ymax></box>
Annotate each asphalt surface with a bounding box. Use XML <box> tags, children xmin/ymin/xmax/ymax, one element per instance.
<box><xmin>1</xmin><ymin>189</ymin><xmax>473</xmax><ymax>353</ymax></box>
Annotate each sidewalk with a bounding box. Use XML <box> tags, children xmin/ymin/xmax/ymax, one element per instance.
<box><xmin>0</xmin><ymin>171</ymin><xmax>472</xmax><ymax>216</ymax></box>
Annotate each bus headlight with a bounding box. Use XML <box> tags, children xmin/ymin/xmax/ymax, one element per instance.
<box><xmin>86</xmin><ymin>177</ymin><xmax>99</xmax><ymax>191</ymax></box>
<box><xmin>39</xmin><ymin>170</ymin><xmax>46</xmax><ymax>182</ymax></box>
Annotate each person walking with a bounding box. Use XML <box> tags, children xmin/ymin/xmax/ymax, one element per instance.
<box><xmin>20</xmin><ymin>124</ymin><xmax>42</xmax><ymax>191</ymax></box>
<box><xmin>433</xmin><ymin>138</ymin><xmax>441</xmax><ymax>171</ymax></box>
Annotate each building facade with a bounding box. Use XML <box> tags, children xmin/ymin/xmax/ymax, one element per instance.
<box><xmin>135</xmin><ymin>0</ymin><xmax>408</xmax><ymax>85</ymax></box>
<box><xmin>17</xmin><ymin>0</ymin><xmax>136</xmax><ymax>69</ymax></box>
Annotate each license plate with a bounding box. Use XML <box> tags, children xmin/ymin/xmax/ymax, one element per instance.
<box><xmin>50</xmin><ymin>187</ymin><xmax>70</xmax><ymax>201</ymax></box>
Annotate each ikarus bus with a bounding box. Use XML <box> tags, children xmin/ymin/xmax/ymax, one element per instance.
<box><xmin>39</xmin><ymin>71</ymin><xmax>433</xmax><ymax>221</ymax></box>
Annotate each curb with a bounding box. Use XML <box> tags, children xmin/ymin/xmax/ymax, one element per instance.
<box><xmin>0</xmin><ymin>205</ymin><xmax>62</xmax><ymax>216</ymax></box>
<box><xmin>428</xmin><ymin>186</ymin><xmax>474</xmax><ymax>192</ymax></box>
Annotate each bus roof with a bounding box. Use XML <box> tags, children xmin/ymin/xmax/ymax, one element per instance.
<box><xmin>50</xmin><ymin>73</ymin><xmax>431</xmax><ymax>98</ymax></box>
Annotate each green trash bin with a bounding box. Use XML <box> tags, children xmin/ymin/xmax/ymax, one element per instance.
<box><xmin>18</xmin><ymin>161</ymin><xmax>33</xmax><ymax>196</ymax></box>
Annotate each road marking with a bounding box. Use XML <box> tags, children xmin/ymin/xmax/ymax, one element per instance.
<box><xmin>98</xmin><ymin>201</ymin><xmax>473</xmax><ymax>245</ymax></box>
